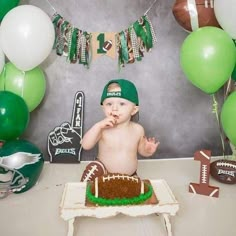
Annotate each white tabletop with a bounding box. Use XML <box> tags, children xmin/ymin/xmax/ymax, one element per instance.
<box><xmin>0</xmin><ymin>157</ymin><xmax>236</xmax><ymax>236</ymax></box>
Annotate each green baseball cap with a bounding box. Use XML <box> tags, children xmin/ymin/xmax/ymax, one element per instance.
<box><xmin>100</xmin><ymin>79</ymin><xmax>139</xmax><ymax>105</ymax></box>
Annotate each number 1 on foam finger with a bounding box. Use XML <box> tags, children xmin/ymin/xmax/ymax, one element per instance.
<box><xmin>71</xmin><ymin>92</ymin><xmax>84</xmax><ymax>136</ymax></box>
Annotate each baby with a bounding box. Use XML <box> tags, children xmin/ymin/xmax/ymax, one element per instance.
<box><xmin>81</xmin><ymin>79</ymin><xmax>159</xmax><ymax>181</ymax></box>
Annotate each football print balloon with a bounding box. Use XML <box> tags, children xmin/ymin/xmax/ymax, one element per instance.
<box><xmin>172</xmin><ymin>0</ymin><xmax>220</xmax><ymax>32</ymax></box>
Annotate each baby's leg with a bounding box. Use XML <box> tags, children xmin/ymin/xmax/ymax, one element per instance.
<box><xmin>80</xmin><ymin>160</ymin><xmax>107</xmax><ymax>182</ymax></box>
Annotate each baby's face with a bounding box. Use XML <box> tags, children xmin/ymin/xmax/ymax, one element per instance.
<box><xmin>102</xmin><ymin>97</ymin><xmax>138</xmax><ymax>123</ymax></box>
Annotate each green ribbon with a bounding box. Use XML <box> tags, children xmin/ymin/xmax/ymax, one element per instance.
<box><xmin>128</xmin><ymin>26</ymin><xmax>142</xmax><ymax>61</ymax></box>
<box><xmin>57</xmin><ymin>20</ymin><xmax>69</xmax><ymax>56</ymax></box>
<box><xmin>133</xmin><ymin>16</ymin><xmax>153</xmax><ymax>50</ymax></box>
<box><xmin>120</xmin><ymin>31</ymin><xmax>129</xmax><ymax>63</ymax></box>
<box><xmin>144</xmin><ymin>15</ymin><xmax>153</xmax><ymax>49</ymax></box>
<box><xmin>84</xmin><ymin>32</ymin><xmax>91</xmax><ymax>68</ymax></box>
<box><xmin>52</xmin><ymin>14</ymin><xmax>62</xmax><ymax>49</ymax></box>
<box><xmin>52</xmin><ymin>14</ymin><xmax>62</xmax><ymax>27</ymax></box>
<box><xmin>69</xmin><ymin>28</ymin><xmax>78</xmax><ymax>63</ymax></box>
<box><xmin>79</xmin><ymin>32</ymin><xmax>89</xmax><ymax>66</ymax></box>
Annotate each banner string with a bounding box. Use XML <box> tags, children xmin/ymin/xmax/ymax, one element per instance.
<box><xmin>45</xmin><ymin>0</ymin><xmax>158</xmax><ymax>17</ymax></box>
<box><xmin>144</xmin><ymin>0</ymin><xmax>158</xmax><ymax>15</ymax></box>
<box><xmin>45</xmin><ymin>0</ymin><xmax>56</xmax><ymax>14</ymax></box>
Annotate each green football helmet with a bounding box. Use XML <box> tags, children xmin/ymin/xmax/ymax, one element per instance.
<box><xmin>0</xmin><ymin>140</ymin><xmax>44</xmax><ymax>198</ymax></box>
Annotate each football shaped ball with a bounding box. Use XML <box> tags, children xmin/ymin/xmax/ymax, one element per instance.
<box><xmin>210</xmin><ymin>159</ymin><xmax>236</xmax><ymax>184</ymax></box>
<box><xmin>80</xmin><ymin>161</ymin><xmax>106</xmax><ymax>182</ymax></box>
<box><xmin>103</xmin><ymin>40</ymin><xmax>113</xmax><ymax>52</ymax></box>
<box><xmin>172</xmin><ymin>0</ymin><xmax>220</xmax><ymax>32</ymax></box>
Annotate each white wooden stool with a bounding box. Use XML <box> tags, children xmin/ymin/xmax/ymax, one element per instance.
<box><xmin>60</xmin><ymin>179</ymin><xmax>179</xmax><ymax>236</ymax></box>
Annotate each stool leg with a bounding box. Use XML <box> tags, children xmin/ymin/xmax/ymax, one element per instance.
<box><xmin>162</xmin><ymin>214</ymin><xmax>172</xmax><ymax>236</ymax></box>
<box><xmin>67</xmin><ymin>218</ymin><xmax>75</xmax><ymax>236</ymax></box>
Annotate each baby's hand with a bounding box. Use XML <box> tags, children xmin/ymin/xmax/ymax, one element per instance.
<box><xmin>98</xmin><ymin>117</ymin><xmax>117</xmax><ymax>129</ymax></box>
<box><xmin>143</xmin><ymin>136</ymin><xmax>160</xmax><ymax>155</ymax></box>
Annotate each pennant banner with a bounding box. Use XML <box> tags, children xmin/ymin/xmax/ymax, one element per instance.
<box><xmin>52</xmin><ymin>13</ymin><xmax>157</xmax><ymax>69</ymax></box>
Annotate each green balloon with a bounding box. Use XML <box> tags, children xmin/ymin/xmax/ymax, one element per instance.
<box><xmin>0</xmin><ymin>91</ymin><xmax>29</xmax><ymax>141</ymax></box>
<box><xmin>221</xmin><ymin>91</ymin><xmax>236</xmax><ymax>146</ymax></box>
<box><xmin>0</xmin><ymin>0</ymin><xmax>19</xmax><ymax>21</ymax></box>
<box><xmin>0</xmin><ymin>62</ymin><xmax>46</xmax><ymax>112</ymax></box>
<box><xmin>180</xmin><ymin>26</ymin><xmax>236</xmax><ymax>94</ymax></box>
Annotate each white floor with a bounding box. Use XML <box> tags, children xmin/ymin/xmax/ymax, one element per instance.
<box><xmin>0</xmin><ymin>157</ymin><xmax>236</xmax><ymax>236</ymax></box>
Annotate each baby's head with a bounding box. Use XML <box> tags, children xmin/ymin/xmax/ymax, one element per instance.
<box><xmin>100</xmin><ymin>79</ymin><xmax>139</xmax><ymax>105</ymax></box>
<box><xmin>100</xmin><ymin>79</ymin><xmax>139</xmax><ymax>121</ymax></box>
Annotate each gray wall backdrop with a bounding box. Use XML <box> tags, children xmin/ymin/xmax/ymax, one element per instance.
<box><xmin>19</xmin><ymin>0</ymin><xmax>229</xmax><ymax>161</ymax></box>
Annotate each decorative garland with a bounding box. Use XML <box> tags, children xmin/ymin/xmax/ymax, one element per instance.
<box><xmin>52</xmin><ymin>14</ymin><xmax>91</xmax><ymax>65</ymax></box>
<box><xmin>86</xmin><ymin>182</ymin><xmax>153</xmax><ymax>206</ymax></box>
<box><xmin>49</xmin><ymin>1</ymin><xmax>157</xmax><ymax>69</ymax></box>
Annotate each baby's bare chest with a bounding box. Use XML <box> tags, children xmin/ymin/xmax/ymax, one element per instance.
<box><xmin>101</xmin><ymin>128</ymin><xmax>140</xmax><ymax>149</ymax></box>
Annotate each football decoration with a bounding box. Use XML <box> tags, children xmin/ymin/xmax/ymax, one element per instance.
<box><xmin>102</xmin><ymin>40</ymin><xmax>113</xmax><ymax>52</ymax></box>
<box><xmin>210</xmin><ymin>159</ymin><xmax>236</xmax><ymax>184</ymax></box>
<box><xmin>189</xmin><ymin>150</ymin><xmax>219</xmax><ymax>198</ymax></box>
<box><xmin>80</xmin><ymin>161</ymin><xmax>107</xmax><ymax>182</ymax></box>
<box><xmin>172</xmin><ymin>0</ymin><xmax>220</xmax><ymax>32</ymax></box>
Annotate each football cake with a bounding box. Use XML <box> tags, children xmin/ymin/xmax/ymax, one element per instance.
<box><xmin>86</xmin><ymin>173</ymin><xmax>153</xmax><ymax>206</ymax></box>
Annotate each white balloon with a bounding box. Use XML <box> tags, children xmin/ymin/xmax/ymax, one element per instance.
<box><xmin>214</xmin><ymin>0</ymin><xmax>236</xmax><ymax>39</ymax></box>
<box><xmin>0</xmin><ymin>47</ymin><xmax>5</xmax><ymax>74</ymax></box>
<box><xmin>0</xmin><ymin>5</ymin><xmax>55</xmax><ymax>71</ymax></box>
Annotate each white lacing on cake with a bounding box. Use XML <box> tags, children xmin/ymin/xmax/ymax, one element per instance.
<box><xmin>102</xmin><ymin>174</ymin><xmax>139</xmax><ymax>183</ymax></box>
<box><xmin>95</xmin><ymin>177</ymin><xmax>99</xmax><ymax>198</ymax></box>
